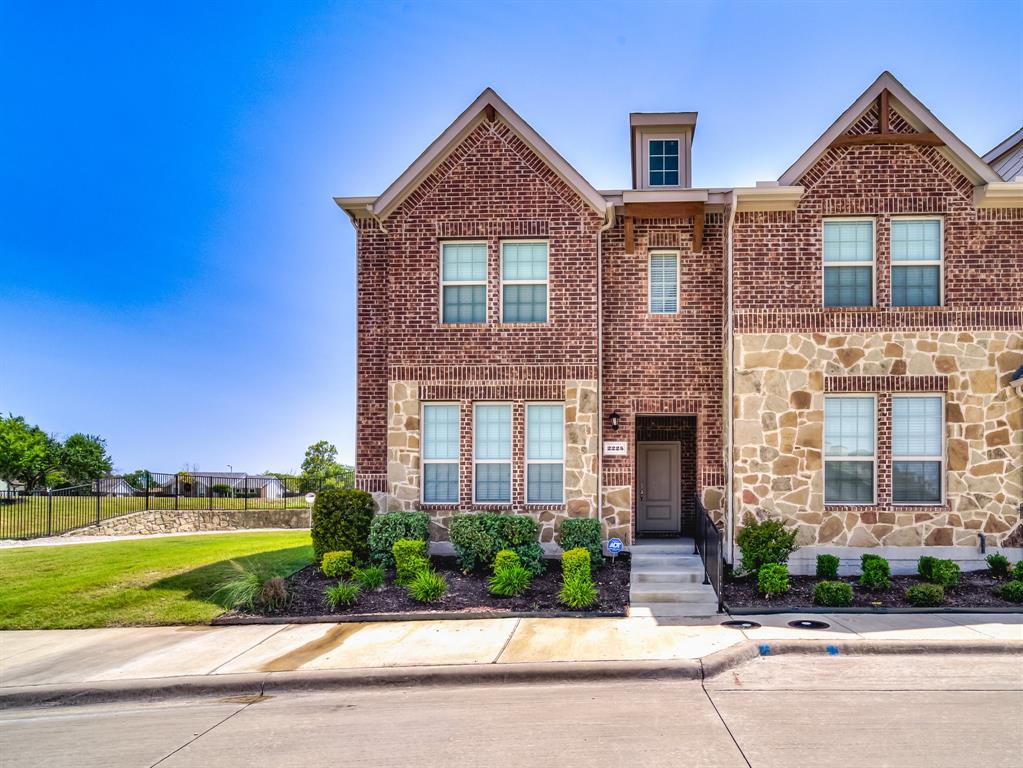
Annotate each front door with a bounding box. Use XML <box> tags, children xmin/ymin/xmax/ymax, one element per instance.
<box><xmin>637</xmin><ymin>441</ymin><xmax>681</xmax><ymax>534</ymax></box>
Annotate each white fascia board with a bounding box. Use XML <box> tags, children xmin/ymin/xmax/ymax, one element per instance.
<box><xmin>778</xmin><ymin>72</ymin><xmax>1000</xmax><ymax>187</ymax></box>
<box><xmin>734</xmin><ymin>186</ymin><xmax>804</xmax><ymax>211</ymax></box>
<box><xmin>973</xmin><ymin>181</ymin><xmax>1023</xmax><ymax>208</ymax></box>
<box><xmin>621</xmin><ymin>189</ymin><xmax>710</xmax><ymax>204</ymax></box>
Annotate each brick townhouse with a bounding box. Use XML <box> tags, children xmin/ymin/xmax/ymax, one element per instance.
<box><xmin>336</xmin><ymin>72</ymin><xmax>1023</xmax><ymax>574</ymax></box>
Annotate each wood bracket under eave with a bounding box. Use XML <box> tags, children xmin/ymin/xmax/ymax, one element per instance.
<box><xmin>829</xmin><ymin>89</ymin><xmax>944</xmax><ymax>149</ymax></box>
<box><xmin>623</xmin><ymin>201</ymin><xmax>705</xmax><ymax>254</ymax></box>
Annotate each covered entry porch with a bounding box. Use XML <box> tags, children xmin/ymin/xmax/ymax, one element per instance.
<box><xmin>634</xmin><ymin>414</ymin><xmax>698</xmax><ymax>538</ymax></box>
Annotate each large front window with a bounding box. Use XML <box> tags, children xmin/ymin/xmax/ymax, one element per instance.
<box><xmin>892</xmin><ymin>396</ymin><xmax>943</xmax><ymax>504</ymax></box>
<box><xmin>824</xmin><ymin>395</ymin><xmax>876</xmax><ymax>504</ymax></box>
<box><xmin>501</xmin><ymin>241</ymin><xmax>548</xmax><ymax>323</ymax></box>
<box><xmin>441</xmin><ymin>242</ymin><xmax>487</xmax><ymax>323</ymax></box>
<box><xmin>823</xmin><ymin>220</ymin><xmax>874</xmax><ymax>307</ymax></box>
<box><xmin>473</xmin><ymin>404</ymin><xmax>511</xmax><ymax>503</ymax></box>
<box><xmin>526</xmin><ymin>404</ymin><xmax>564</xmax><ymax>503</ymax></box>
<box><xmin>422</xmin><ymin>404</ymin><xmax>459</xmax><ymax>503</ymax></box>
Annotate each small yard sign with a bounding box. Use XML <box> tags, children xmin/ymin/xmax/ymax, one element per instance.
<box><xmin>304</xmin><ymin>492</ymin><xmax>316</xmax><ymax>505</ymax></box>
<box><xmin>603</xmin><ymin>441</ymin><xmax>628</xmax><ymax>456</ymax></box>
<box><xmin>607</xmin><ymin>537</ymin><xmax>623</xmax><ymax>562</ymax></box>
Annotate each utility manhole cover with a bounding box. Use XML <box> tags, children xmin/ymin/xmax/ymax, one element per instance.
<box><xmin>787</xmin><ymin>619</ymin><xmax>831</xmax><ymax>630</ymax></box>
<box><xmin>720</xmin><ymin>620</ymin><xmax>761</xmax><ymax>630</ymax></box>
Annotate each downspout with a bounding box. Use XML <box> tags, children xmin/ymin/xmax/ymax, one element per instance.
<box><xmin>724</xmin><ymin>191</ymin><xmax>738</xmax><ymax>565</ymax></box>
<box><xmin>597</xmin><ymin>203</ymin><xmax>616</xmax><ymax>536</ymax></box>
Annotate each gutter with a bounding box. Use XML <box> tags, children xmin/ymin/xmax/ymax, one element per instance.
<box><xmin>724</xmin><ymin>191</ymin><xmax>738</xmax><ymax>565</ymax></box>
<box><xmin>597</xmin><ymin>203</ymin><xmax>616</xmax><ymax>537</ymax></box>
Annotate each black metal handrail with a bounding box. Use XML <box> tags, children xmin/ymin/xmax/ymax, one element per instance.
<box><xmin>693</xmin><ymin>494</ymin><xmax>724</xmax><ymax>612</ymax></box>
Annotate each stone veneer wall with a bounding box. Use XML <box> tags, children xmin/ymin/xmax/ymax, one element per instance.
<box><xmin>62</xmin><ymin>508</ymin><xmax>311</xmax><ymax>537</ymax></box>
<box><xmin>733</xmin><ymin>330</ymin><xmax>1022</xmax><ymax>549</ymax></box>
<box><xmin>387</xmin><ymin>379</ymin><xmax>601</xmax><ymax>544</ymax></box>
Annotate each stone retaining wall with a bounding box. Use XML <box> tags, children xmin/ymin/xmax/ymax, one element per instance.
<box><xmin>63</xmin><ymin>508</ymin><xmax>311</xmax><ymax>537</ymax></box>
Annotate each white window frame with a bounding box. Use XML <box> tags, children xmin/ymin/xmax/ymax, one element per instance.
<box><xmin>644</xmin><ymin>134</ymin><xmax>684</xmax><ymax>188</ymax></box>
<box><xmin>648</xmin><ymin>250</ymin><xmax>679</xmax><ymax>315</ymax></box>
<box><xmin>472</xmin><ymin>402</ymin><xmax>512</xmax><ymax>505</ymax></box>
<box><xmin>823</xmin><ymin>393</ymin><xmax>877</xmax><ymax>506</ymax></box>
<box><xmin>889</xmin><ymin>216</ymin><xmax>944</xmax><ymax>308</ymax></box>
<box><xmin>822</xmin><ymin>217</ymin><xmax>876</xmax><ymax>308</ymax></box>
<box><xmin>891</xmin><ymin>393</ymin><xmax>946</xmax><ymax>506</ymax></box>
<box><xmin>439</xmin><ymin>240</ymin><xmax>488</xmax><ymax>324</ymax></box>
<box><xmin>420</xmin><ymin>402</ymin><xmax>460</xmax><ymax>505</ymax></box>
<box><xmin>499</xmin><ymin>239</ymin><xmax>549</xmax><ymax>324</ymax></box>
<box><xmin>525</xmin><ymin>402</ymin><xmax>566</xmax><ymax>505</ymax></box>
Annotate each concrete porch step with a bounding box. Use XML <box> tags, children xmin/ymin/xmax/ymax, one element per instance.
<box><xmin>631</xmin><ymin>568</ymin><xmax>706</xmax><ymax>584</ymax></box>
<box><xmin>629</xmin><ymin>602</ymin><xmax>722</xmax><ymax>618</ymax></box>
<box><xmin>629</xmin><ymin>554</ymin><xmax>704</xmax><ymax>570</ymax></box>
<box><xmin>630</xmin><ymin>583</ymin><xmax>720</xmax><ymax>603</ymax></box>
<box><xmin>630</xmin><ymin>539</ymin><xmax>696</xmax><ymax>555</ymax></box>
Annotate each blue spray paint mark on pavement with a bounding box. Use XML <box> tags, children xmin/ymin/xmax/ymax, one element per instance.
<box><xmin>826</xmin><ymin>645</ymin><xmax>839</xmax><ymax>656</ymax></box>
<box><xmin>758</xmin><ymin>644</ymin><xmax>771</xmax><ymax>656</ymax></box>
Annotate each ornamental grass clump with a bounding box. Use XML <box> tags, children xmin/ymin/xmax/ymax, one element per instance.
<box><xmin>488</xmin><ymin>549</ymin><xmax>531</xmax><ymax>597</ymax></box>
<box><xmin>859</xmin><ymin>554</ymin><xmax>891</xmax><ymax>591</ymax></box>
<box><xmin>815</xmin><ymin>554</ymin><xmax>840</xmax><ymax>580</ymax></box>
<box><xmin>354</xmin><ymin>565</ymin><xmax>385</xmax><ymax>591</ymax></box>
<box><xmin>213</xmin><ymin>560</ymin><xmax>289</xmax><ymax>613</ymax></box>
<box><xmin>813</xmin><ymin>580</ymin><xmax>853</xmax><ymax>607</ymax></box>
<box><xmin>757</xmin><ymin>563</ymin><xmax>790</xmax><ymax>599</ymax></box>
<box><xmin>392</xmin><ymin>539</ymin><xmax>430</xmax><ymax>586</ymax></box>
<box><xmin>324</xmin><ymin>580</ymin><xmax>361</xmax><ymax>609</ymax></box>
<box><xmin>559</xmin><ymin>547</ymin><xmax>597</xmax><ymax>609</ymax></box>
<box><xmin>408</xmin><ymin>569</ymin><xmax>447</xmax><ymax>603</ymax></box>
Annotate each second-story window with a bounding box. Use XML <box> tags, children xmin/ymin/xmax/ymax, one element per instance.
<box><xmin>891</xmin><ymin>218</ymin><xmax>942</xmax><ymax>307</ymax></box>
<box><xmin>823</xmin><ymin>219</ymin><xmax>874</xmax><ymax>308</ymax></box>
<box><xmin>473</xmin><ymin>404</ymin><xmax>512</xmax><ymax>503</ymax></box>
<box><xmin>649</xmin><ymin>251</ymin><xmax>679</xmax><ymax>314</ymax></box>
<box><xmin>501</xmin><ymin>241</ymin><xmax>548</xmax><ymax>323</ymax></box>
<box><xmin>648</xmin><ymin>139</ymin><xmax>680</xmax><ymax>186</ymax></box>
<box><xmin>441</xmin><ymin>242</ymin><xmax>487</xmax><ymax>323</ymax></box>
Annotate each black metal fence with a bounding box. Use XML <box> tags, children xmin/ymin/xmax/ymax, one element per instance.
<box><xmin>693</xmin><ymin>494</ymin><xmax>725</xmax><ymax>612</ymax></box>
<box><xmin>0</xmin><ymin>468</ymin><xmax>355</xmax><ymax>540</ymax></box>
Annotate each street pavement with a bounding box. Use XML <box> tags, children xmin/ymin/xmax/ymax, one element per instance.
<box><xmin>1</xmin><ymin>653</ymin><xmax>1020</xmax><ymax>767</ymax></box>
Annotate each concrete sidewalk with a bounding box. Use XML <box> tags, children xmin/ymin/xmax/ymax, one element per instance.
<box><xmin>2</xmin><ymin>612</ymin><xmax>1021</xmax><ymax>697</ymax></box>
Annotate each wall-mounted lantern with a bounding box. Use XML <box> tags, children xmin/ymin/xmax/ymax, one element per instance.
<box><xmin>609</xmin><ymin>409</ymin><xmax>621</xmax><ymax>431</ymax></box>
<box><xmin>1011</xmin><ymin>365</ymin><xmax>1023</xmax><ymax>399</ymax></box>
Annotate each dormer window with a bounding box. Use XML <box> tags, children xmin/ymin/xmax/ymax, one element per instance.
<box><xmin>648</xmin><ymin>139</ymin><xmax>680</xmax><ymax>186</ymax></box>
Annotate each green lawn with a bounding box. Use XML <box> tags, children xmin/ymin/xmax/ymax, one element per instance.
<box><xmin>0</xmin><ymin>531</ymin><xmax>313</xmax><ymax>629</ymax></box>
<box><xmin>0</xmin><ymin>495</ymin><xmax>311</xmax><ymax>539</ymax></box>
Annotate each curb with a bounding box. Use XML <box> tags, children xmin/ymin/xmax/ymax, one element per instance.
<box><xmin>724</xmin><ymin>603</ymin><xmax>1023</xmax><ymax>615</ymax></box>
<box><xmin>3</xmin><ymin>639</ymin><xmax>1020</xmax><ymax>709</ymax></box>
<box><xmin>213</xmin><ymin>609</ymin><xmax>627</xmax><ymax>626</ymax></box>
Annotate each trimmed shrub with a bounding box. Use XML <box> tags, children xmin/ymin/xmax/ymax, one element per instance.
<box><xmin>559</xmin><ymin>547</ymin><xmax>597</xmax><ymax>609</ymax></box>
<box><xmin>354</xmin><ymin>566</ymin><xmax>385</xmax><ymax>591</ymax></box>
<box><xmin>929</xmin><ymin>559</ymin><xmax>961</xmax><ymax>589</ymax></box>
<box><xmin>324</xmin><ymin>580</ymin><xmax>361</xmax><ymax>609</ymax></box>
<box><xmin>408</xmin><ymin>569</ymin><xmax>447</xmax><ymax>603</ymax></box>
<box><xmin>558</xmin><ymin>518</ymin><xmax>604</xmax><ymax>570</ymax></box>
<box><xmin>311</xmin><ymin>487</ymin><xmax>375</xmax><ymax>563</ymax></box>
<box><xmin>1014</xmin><ymin>561</ymin><xmax>1023</xmax><ymax>582</ymax></box>
<box><xmin>488</xmin><ymin>550</ymin><xmax>531</xmax><ymax>597</ymax></box>
<box><xmin>448</xmin><ymin>513</ymin><xmax>545</xmax><ymax>576</ymax></box>
<box><xmin>906</xmin><ymin>583</ymin><xmax>944</xmax><ymax>607</ymax></box>
<box><xmin>860</xmin><ymin>555</ymin><xmax>891</xmax><ymax>591</ymax></box>
<box><xmin>320</xmin><ymin>550</ymin><xmax>354</xmax><ymax>578</ymax></box>
<box><xmin>757</xmin><ymin>563</ymin><xmax>790</xmax><ymax>598</ymax></box>
<box><xmin>369</xmin><ymin>512</ymin><xmax>430</xmax><ymax>568</ymax></box>
<box><xmin>813</xmin><ymin>580</ymin><xmax>853</xmax><ymax>607</ymax></box>
<box><xmin>816</xmin><ymin>554</ymin><xmax>840</xmax><ymax>580</ymax></box>
<box><xmin>392</xmin><ymin>539</ymin><xmax>429</xmax><ymax>586</ymax></box>
<box><xmin>917</xmin><ymin>555</ymin><xmax>937</xmax><ymax>581</ymax></box>
<box><xmin>999</xmin><ymin>580</ymin><xmax>1023</xmax><ymax>603</ymax></box>
<box><xmin>735</xmin><ymin>514</ymin><xmax>797</xmax><ymax>575</ymax></box>
<box><xmin>986</xmin><ymin>553</ymin><xmax>1011</xmax><ymax>579</ymax></box>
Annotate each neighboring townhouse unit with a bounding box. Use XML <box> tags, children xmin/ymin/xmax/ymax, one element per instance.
<box><xmin>337</xmin><ymin>72</ymin><xmax>1023</xmax><ymax>573</ymax></box>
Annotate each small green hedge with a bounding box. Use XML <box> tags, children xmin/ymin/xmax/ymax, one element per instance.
<box><xmin>311</xmin><ymin>488</ymin><xmax>374</xmax><ymax>563</ymax></box>
<box><xmin>559</xmin><ymin>547</ymin><xmax>597</xmax><ymax>609</ymax></box>
<box><xmin>369</xmin><ymin>512</ymin><xmax>430</xmax><ymax>569</ymax></box>
<box><xmin>558</xmin><ymin>519</ymin><xmax>604</xmax><ymax>570</ymax></box>
<box><xmin>998</xmin><ymin>580</ymin><xmax>1023</xmax><ymax>604</ymax></box>
<box><xmin>917</xmin><ymin>555</ymin><xmax>937</xmax><ymax>581</ymax></box>
<box><xmin>986</xmin><ymin>553</ymin><xmax>1010</xmax><ymax>579</ymax></box>
<box><xmin>815</xmin><ymin>554</ymin><xmax>840</xmax><ymax>580</ymax></box>
<box><xmin>320</xmin><ymin>550</ymin><xmax>354</xmax><ymax>578</ymax></box>
<box><xmin>906</xmin><ymin>583</ymin><xmax>944</xmax><ymax>607</ymax></box>
<box><xmin>448</xmin><ymin>513</ymin><xmax>545</xmax><ymax>575</ymax></box>
<box><xmin>392</xmin><ymin>539</ymin><xmax>429</xmax><ymax>586</ymax></box>
<box><xmin>736</xmin><ymin>514</ymin><xmax>797</xmax><ymax>575</ymax></box>
<box><xmin>813</xmin><ymin>580</ymin><xmax>853</xmax><ymax>607</ymax></box>
<box><xmin>757</xmin><ymin>563</ymin><xmax>790</xmax><ymax>598</ymax></box>
<box><xmin>859</xmin><ymin>554</ymin><xmax>891</xmax><ymax>591</ymax></box>
<box><xmin>929</xmin><ymin>559</ymin><xmax>961</xmax><ymax>589</ymax></box>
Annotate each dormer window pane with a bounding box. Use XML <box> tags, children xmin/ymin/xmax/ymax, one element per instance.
<box><xmin>649</xmin><ymin>139</ymin><xmax>680</xmax><ymax>186</ymax></box>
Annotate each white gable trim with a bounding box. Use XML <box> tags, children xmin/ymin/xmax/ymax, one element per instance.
<box><xmin>370</xmin><ymin>88</ymin><xmax>607</xmax><ymax>221</ymax></box>
<box><xmin>778</xmin><ymin>71</ymin><xmax>1000</xmax><ymax>187</ymax></box>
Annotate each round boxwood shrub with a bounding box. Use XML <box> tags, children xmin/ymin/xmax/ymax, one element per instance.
<box><xmin>998</xmin><ymin>580</ymin><xmax>1023</xmax><ymax>604</ymax></box>
<box><xmin>929</xmin><ymin>559</ymin><xmax>961</xmax><ymax>589</ymax></box>
<box><xmin>369</xmin><ymin>512</ymin><xmax>430</xmax><ymax>569</ymax></box>
<box><xmin>859</xmin><ymin>554</ymin><xmax>891</xmax><ymax>591</ymax></box>
<box><xmin>917</xmin><ymin>555</ymin><xmax>937</xmax><ymax>581</ymax></box>
<box><xmin>736</xmin><ymin>514</ymin><xmax>797</xmax><ymax>575</ymax></box>
<box><xmin>816</xmin><ymin>554</ymin><xmax>840</xmax><ymax>580</ymax></box>
<box><xmin>310</xmin><ymin>487</ymin><xmax>375</xmax><ymax>563</ymax></box>
<box><xmin>986</xmin><ymin>553</ymin><xmax>1011</xmax><ymax>579</ymax></box>
<box><xmin>813</xmin><ymin>580</ymin><xmax>853</xmax><ymax>607</ymax></box>
<box><xmin>906</xmin><ymin>583</ymin><xmax>945</xmax><ymax>607</ymax></box>
<box><xmin>757</xmin><ymin>563</ymin><xmax>790</xmax><ymax>598</ymax></box>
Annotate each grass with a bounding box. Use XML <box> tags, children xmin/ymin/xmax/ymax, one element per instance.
<box><xmin>0</xmin><ymin>531</ymin><xmax>313</xmax><ymax>629</ymax></box>
<box><xmin>0</xmin><ymin>495</ymin><xmax>311</xmax><ymax>539</ymax></box>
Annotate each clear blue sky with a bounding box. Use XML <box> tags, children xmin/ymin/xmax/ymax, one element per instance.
<box><xmin>2</xmin><ymin>0</ymin><xmax>1020</xmax><ymax>474</ymax></box>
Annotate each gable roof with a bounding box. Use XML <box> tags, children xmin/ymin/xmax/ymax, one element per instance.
<box><xmin>983</xmin><ymin>127</ymin><xmax>1023</xmax><ymax>181</ymax></box>
<box><xmin>337</xmin><ymin>88</ymin><xmax>609</xmax><ymax>222</ymax></box>
<box><xmin>778</xmin><ymin>71</ymin><xmax>1001</xmax><ymax>187</ymax></box>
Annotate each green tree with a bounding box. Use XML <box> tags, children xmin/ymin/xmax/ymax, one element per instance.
<box><xmin>123</xmin><ymin>469</ymin><xmax>158</xmax><ymax>491</ymax></box>
<box><xmin>0</xmin><ymin>415</ymin><xmax>61</xmax><ymax>491</ymax></box>
<box><xmin>299</xmin><ymin>440</ymin><xmax>343</xmax><ymax>492</ymax></box>
<box><xmin>59</xmin><ymin>434</ymin><xmax>112</xmax><ymax>487</ymax></box>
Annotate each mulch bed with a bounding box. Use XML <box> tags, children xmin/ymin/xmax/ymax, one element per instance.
<box><xmin>724</xmin><ymin>570</ymin><xmax>1021</xmax><ymax>610</ymax></box>
<box><xmin>231</xmin><ymin>555</ymin><xmax>631</xmax><ymax>619</ymax></box>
